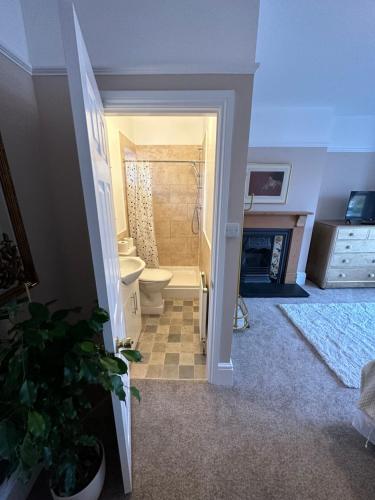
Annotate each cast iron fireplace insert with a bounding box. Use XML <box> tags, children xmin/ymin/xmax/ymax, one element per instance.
<box><xmin>240</xmin><ymin>228</ymin><xmax>309</xmax><ymax>298</ymax></box>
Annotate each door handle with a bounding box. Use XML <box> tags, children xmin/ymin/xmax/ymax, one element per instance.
<box><xmin>134</xmin><ymin>291</ymin><xmax>138</xmax><ymax>312</ymax></box>
<box><xmin>131</xmin><ymin>293</ymin><xmax>136</xmax><ymax>314</ymax></box>
<box><xmin>116</xmin><ymin>337</ymin><xmax>133</xmax><ymax>351</ymax></box>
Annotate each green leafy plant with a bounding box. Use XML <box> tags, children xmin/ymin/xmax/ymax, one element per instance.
<box><xmin>0</xmin><ymin>301</ymin><xmax>141</xmax><ymax>496</ymax></box>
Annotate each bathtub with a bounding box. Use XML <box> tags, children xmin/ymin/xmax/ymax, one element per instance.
<box><xmin>161</xmin><ymin>266</ymin><xmax>200</xmax><ymax>300</ymax></box>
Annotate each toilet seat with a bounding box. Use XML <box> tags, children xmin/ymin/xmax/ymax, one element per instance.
<box><xmin>139</xmin><ymin>268</ymin><xmax>173</xmax><ymax>283</ymax></box>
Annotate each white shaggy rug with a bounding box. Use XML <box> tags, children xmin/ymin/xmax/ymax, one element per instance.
<box><xmin>279</xmin><ymin>302</ymin><xmax>375</xmax><ymax>388</ymax></box>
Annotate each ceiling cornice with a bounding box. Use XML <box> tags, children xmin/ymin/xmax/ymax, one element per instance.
<box><xmin>0</xmin><ymin>43</ymin><xmax>32</xmax><ymax>75</ymax></box>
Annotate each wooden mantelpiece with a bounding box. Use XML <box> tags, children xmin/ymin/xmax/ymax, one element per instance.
<box><xmin>243</xmin><ymin>211</ymin><xmax>313</xmax><ymax>284</ymax></box>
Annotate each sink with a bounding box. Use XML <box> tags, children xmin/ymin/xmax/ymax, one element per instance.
<box><xmin>119</xmin><ymin>256</ymin><xmax>145</xmax><ymax>285</ymax></box>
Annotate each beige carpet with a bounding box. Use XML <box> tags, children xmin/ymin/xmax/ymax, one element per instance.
<box><xmin>29</xmin><ymin>282</ymin><xmax>375</xmax><ymax>500</ymax></box>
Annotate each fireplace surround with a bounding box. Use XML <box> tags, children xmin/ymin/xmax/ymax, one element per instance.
<box><xmin>240</xmin><ymin>211</ymin><xmax>312</xmax><ymax>297</ymax></box>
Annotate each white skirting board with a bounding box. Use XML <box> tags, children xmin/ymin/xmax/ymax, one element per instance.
<box><xmin>296</xmin><ymin>272</ymin><xmax>306</xmax><ymax>285</ymax></box>
<box><xmin>214</xmin><ymin>360</ymin><xmax>234</xmax><ymax>386</ymax></box>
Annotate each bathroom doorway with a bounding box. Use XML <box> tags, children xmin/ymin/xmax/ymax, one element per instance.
<box><xmin>105</xmin><ymin>114</ymin><xmax>217</xmax><ymax>381</ymax></box>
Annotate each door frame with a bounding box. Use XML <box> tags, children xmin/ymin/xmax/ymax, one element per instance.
<box><xmin>102</xmin><ymin>90</ymin><xmax>235</xmax><ymax>385</ymax></box>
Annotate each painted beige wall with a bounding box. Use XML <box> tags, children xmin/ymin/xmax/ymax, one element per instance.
<box><xmin>316</xmin><ymin>152</ymin><xmax>375</xmax><ymax>219</ymax></box>
<box><xmin>31</xmin><ymin>73</ymin><xmax>253</xmax><ymax>365</ymax></box>
<box><xmin>248</xmin><ymin>147</ymin><xmax>327</xmax><ymax>276</ymax></box>
<box><xmin>0</xmin><ymin>54</ymin><xmax>63</xmax><ymax>305</ymax></box>
<box><xmin>32</xmin><ymin>74</ymin><xmax>96</xmax><ymax>310</ymax></box>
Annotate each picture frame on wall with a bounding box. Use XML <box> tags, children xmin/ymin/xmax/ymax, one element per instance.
<box><xmin>244</xmin><ymin>163</ymin><xmax>292</xmax><ymax>205</ymax></box>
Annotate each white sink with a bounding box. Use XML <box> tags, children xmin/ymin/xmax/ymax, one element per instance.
<box><xmin>119</xmin><ymin>256</ymin><xmax>145</xmax><ymax>285</ymax></box>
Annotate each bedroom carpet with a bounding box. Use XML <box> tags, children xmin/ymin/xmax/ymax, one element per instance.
<box><xmin>29</xmin><ymin>282</ymin><xmax>375</xmax><ymax>500</ymax></box>
<box><xmin>279</xmin><ymin>302</ymin><xmax>375</xmax><ymax>388</ymax></box>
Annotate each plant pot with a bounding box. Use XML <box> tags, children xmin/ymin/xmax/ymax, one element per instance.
<box><xmin>50</xmin><ymin>443</ymin><xmax>106</xmax><ymax>500</ymax></box>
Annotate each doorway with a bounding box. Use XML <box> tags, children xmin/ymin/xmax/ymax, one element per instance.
<box><xmin>102</xmin><ymin>90</ymin><xmax>235</xmax><ymax>385</ymax></box>
<box><xmin>105</xmin><ymin>113</ymin><xmax>217</xmax><ymax>381</ymax></box>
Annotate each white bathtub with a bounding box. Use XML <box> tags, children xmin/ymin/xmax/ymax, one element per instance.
<box><xmin>161</xmin><ymin>266</ymin><xmax>200</xmax><ymax>299</ymax></box>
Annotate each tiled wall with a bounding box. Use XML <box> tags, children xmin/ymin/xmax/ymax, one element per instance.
<box><xmin>136</xmin><ymin>145</ymin><xmax>201</xmax><ymax>266</ymax></box>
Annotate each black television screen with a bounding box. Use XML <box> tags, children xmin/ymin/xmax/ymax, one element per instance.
<box><xmin>345</xmin><ymin>191</ymin><xmax>375</xmax><ymax>223</ymax></box>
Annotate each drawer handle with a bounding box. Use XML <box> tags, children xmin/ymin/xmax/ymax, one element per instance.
<box><xmin>369</xmin><ymin>273</ymin><xmax>375</xmax><ymax>278</ymax></box>
<box><xmin>349</xmin><ymin>232</ymin><xmax>354</xmax><ymax>236</ymax></box>
<box><xmin>345</xmin><ymin>245</ymin><xmax>351</xmax><ymax>249</ymax></box>
<box><xmin>339</xmin><ymin>273</ymin><xmax>346</xmax><ymax>278</ymax></box>
<box><xmin>342</xmin><ymin>259</ymin><xmax>349</xmax><ymax>263</ymax></box>
<box><xmin>372</xmin><ymin>259</ymin><xmax>375</xmax><ymax>264</ymax></box>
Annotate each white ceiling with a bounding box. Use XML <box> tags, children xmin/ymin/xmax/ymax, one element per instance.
<box><xmin>253</xmin><ymin>0</ymin><xmax>375</xmax><ymax>114</ymax></box>
<box><xmin>106</xmin><ymin>116</ymin><xmax>207</xmax><ymax>145</ymax></box>
<box><xmin>18</xmin><ymin>0</ymin><xmax>259</xmax><ymax>73</ymax></box>
<box><xmin>250</xmin><ymin>0</ymin><xmax>375</xmax><ymax>150</ymax></box>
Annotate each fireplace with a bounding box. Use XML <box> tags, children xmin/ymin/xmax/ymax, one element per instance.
<box><xmin>240</xmin><ymin>211</ymin><xmax>311</xmax><ymax>298</ymax></box>
<box><xmin>240</xmin><ymin>229</ymin><xmax>292</xmax><ymax>285</ymax></box>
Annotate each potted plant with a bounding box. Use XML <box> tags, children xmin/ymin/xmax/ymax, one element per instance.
<box><xmin>0</xmin><ymin>301</ymin><xmax>141</xmax><ymax>499</ymax></box>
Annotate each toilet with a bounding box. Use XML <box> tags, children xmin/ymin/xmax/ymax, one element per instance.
<box><xmin>119</xmin><ymin>239</ymin><xmax>173</xmax><ymax>315</ymax></box>
<box><xmin>138</xmin><ymin>267</ymin><xmax>173</xmax><ymax>315</ymax></box>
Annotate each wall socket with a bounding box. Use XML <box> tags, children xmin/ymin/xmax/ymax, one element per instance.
<box><xmin>225</xmin><ymin>222</ymin><xmax>241</xmax><ymax>238</ymax></box>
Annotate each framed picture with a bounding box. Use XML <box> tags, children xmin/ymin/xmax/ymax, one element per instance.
<box><xmin>244</xmin><ymin>163</ymin><xmax>292</xmax><ymax>204</ymax></box>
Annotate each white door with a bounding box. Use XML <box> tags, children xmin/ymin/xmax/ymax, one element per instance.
<box><xmin>58</xmin><ymin>1</ymin><xmax>132</xmax><ymax>494</ymax></box>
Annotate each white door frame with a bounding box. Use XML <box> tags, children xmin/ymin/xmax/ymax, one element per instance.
<box><xmin>102</xmin><ymin>90</ymin><xmax>235</xmax><ymax>385</ymax></box>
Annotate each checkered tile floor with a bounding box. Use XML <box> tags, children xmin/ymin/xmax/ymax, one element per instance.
<box><xmin>131</xmin><ymin>299</ymin><xmax>206</xmax><ymax>380</ymax></box>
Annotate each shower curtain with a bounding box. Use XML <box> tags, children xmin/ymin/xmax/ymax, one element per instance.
<box><xmin>125</xmin><ymin>161</ymin><xmax>159</xmax><ymax>267</ymax></box>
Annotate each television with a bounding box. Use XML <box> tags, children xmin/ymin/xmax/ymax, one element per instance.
<box><xmin>345</xmin><ymin>191</ymin><xmax>375</xmax><ymax>224</ymax></box>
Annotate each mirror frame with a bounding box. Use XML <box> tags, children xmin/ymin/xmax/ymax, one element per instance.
<box><xmin>0</xmin><ymin>133</ymin><xmax>38</xmax><ymax>304</ymax></box>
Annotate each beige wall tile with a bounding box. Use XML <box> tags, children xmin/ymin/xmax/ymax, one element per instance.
<box><xmin>170</xmin><ymin>184</ymin><xmax>197</xmax><ymax>203</ymax></box>
<box><xmin>155</xmin><ymin>220</ymin><xmax>170</xmax><ymax>238</ymax></box>
<box><xmin>152</xmin><ymin>184</ymin><xmax>170</xmax><ymax>203</ymax></box>
<box><xmin>170</xmin><ymin>220</ymin><xmax>192</xmax><ymax>237</ymax></box>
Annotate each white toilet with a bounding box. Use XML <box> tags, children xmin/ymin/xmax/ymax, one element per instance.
<box><xmin>119</xmin><ymin>238</ymin><xmax>173</xmax><ymax>315</ymax></box>
<box><xmin>138</xmin><ymin>267</ymin><xmax>173</xmax><ymax>315</ymax></box>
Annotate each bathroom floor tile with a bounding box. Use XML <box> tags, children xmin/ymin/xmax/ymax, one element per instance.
<box><xmin>164</xmin><ymin>353</ymin><xmax>180</xmax><ymax>365</ymax></box>
<box><xmin>145</xmin><ymin>324</ymin><xmax>158</xmax><ymax>333</ymax></box>
<box><xmin>154</xmin><ymin>333</ymin><xmax>168</xmax><ymax>343</ymax></box>
<box><xmin>165</xmin><ymin>343</ymin><xmax>181</xmax><ymax>353</ymax></box>
<box><xmin>169</xmin><ymin>325</ymin><xmax>181</xmax><ymax>334</ymax></box>
<box><xmin>194</xmin><ymin>354</ymin><xmax>206</xmax><ymax>365</ymax></box>
<box><xmin>136</xmin><ymin>299</ymin><xmax>205</xmax><ymax>381</ymax></box>
<box><xmin>168</xmin><ymin>333</ymin><xmax>181</xmax><ymax>342</ymax></box>
<box><xmin>146</xmin><ymin>365</ymin><xmax>164</xmax><ymax>378</ymax></box>
<box><xmin>140</xmin><ymin>353</ymin><xmax>150</xmax><ymax>364</ymax></box>
<box><xmin>152</xmin><ymin>342</ymin><xmax>166</xmax><ymax>352</ymax></box>
<box><xmin>157</xmin><ymin>325</ymin><xmax>170</xmax><ymax>334</ymax></box>
<box><xmin>162</xmin><ymin>365</ymin><xmax>179</xmax><ymax>379</ymax></box>
<box><xmin>138</xmin><ymin>341</ymin><xmax>153</xmax><ymax>353</ymax></box>
<box><xmin>149</xmin><ymin>352</ymin><xmax>165</xmax><ymax>365</ymax></box>
<box><xmin>181</xmin><ymin>334</ymin><xmax>194</xmax><ymax>343</ymax></box>
<box><xmin>194</xmin><ymin>365</ymin><xmax>206</xmax><ymax>379</ymax></box>
<box><xmin>179</xmin><ymin>365</ymin><xmax>194</xmax><ymax>379</ymax></box>
<box><xmin>179</xmin><ymin>353</ymin><xmax>194</xmax><ymax>365</ymax></box>
<box><xmin>131</xmin><ymin>364</ymin><xmax>148</xmax><ymax>379</ymax></box>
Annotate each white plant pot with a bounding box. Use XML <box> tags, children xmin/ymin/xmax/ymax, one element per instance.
<box><xmin>50</xmin><ymin>443</ymin><xmax>106</xmax><ymax>500</ymax></box>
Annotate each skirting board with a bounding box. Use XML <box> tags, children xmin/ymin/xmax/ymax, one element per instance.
<box><xmin>296</xmin><ymin>272</ymin><xmax>306</xmax><ymax>286</ymax></box>
<box><xmin>214</xmin><ymin>360</ymin><xmax>234</xmax><ymax>386</ymax></box>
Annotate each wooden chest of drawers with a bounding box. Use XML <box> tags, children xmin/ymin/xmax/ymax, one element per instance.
<box><xmin>307</xmin><ymin>220</ymin><xmax>375</xmax><ymax>289</ymax></box>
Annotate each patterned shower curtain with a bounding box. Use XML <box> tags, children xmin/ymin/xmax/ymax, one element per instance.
<box><xmin>125</xmin><ymin>161</ymin><xmax>159</xmax><ymax>267</ymax></box>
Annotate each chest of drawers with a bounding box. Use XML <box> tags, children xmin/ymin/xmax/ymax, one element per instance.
<box><xmin>306</xmin><ymin>221</ymin><xmax>375</xmax><ymax>289</ymax></box>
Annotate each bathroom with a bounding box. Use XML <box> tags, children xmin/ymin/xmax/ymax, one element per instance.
<box><xmin>105</xmin><ymin>114</ymin><xmax>217</xmax><ymax>380</ymax></box>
